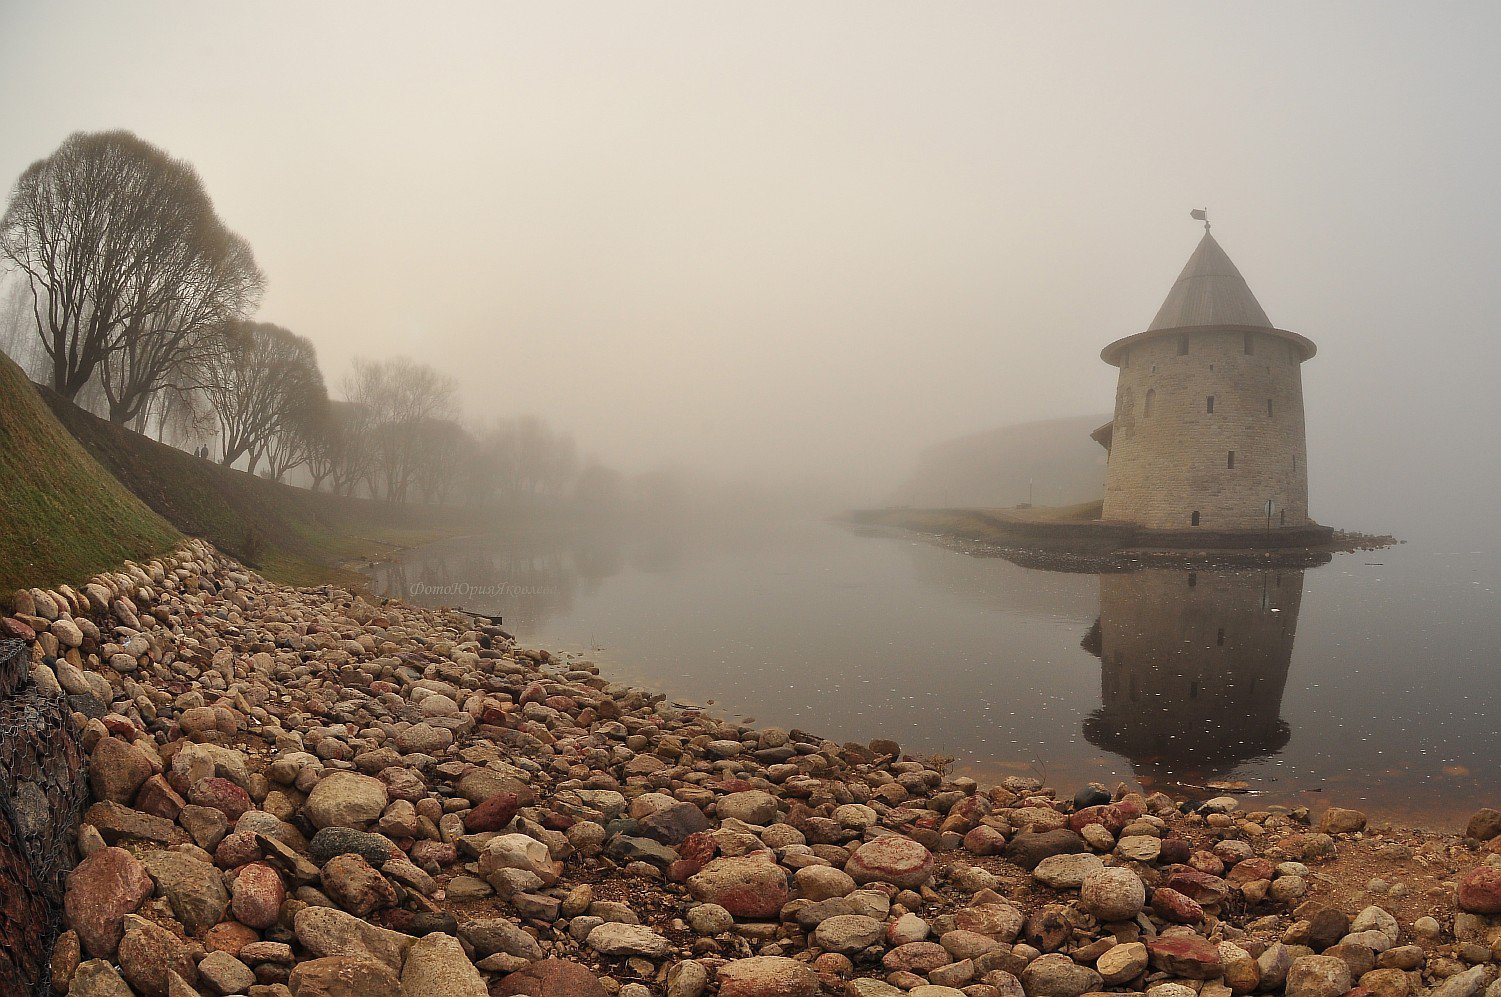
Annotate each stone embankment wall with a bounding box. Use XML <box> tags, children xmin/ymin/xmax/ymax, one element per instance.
<box><xmin>1103</xmin><ymin>327</ymin><xmax>1311</xmax><ymax>530</ymax></box>
<box><xmin>0</xmin><ymin>545</ymin><xmax>208</xmax><ymax>994</ymax></box>
<box><xmin>0</xmin><ymin>637</ymin><xmax>88</xmax><ymax>995</ymax></box>
<box><xmin>0</xmin><ymin>649</ymin><xmax>87</xmax><ymax>994</ymax></box>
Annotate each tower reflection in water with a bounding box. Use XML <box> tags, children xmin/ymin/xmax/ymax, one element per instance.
<box><xmin>1081</xmin><ymin>567</ymin><xmax>1303</xmax><ymax>797</ymax></box>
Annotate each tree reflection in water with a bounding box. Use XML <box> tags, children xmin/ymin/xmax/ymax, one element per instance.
<box><xmin>362</xmin><ymin>527</ymin><xmax>691</xmax><ymax>632</ymax></box>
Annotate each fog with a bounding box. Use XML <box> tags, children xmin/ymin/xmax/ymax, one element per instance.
<box><xmin>3</xmin><ymin>3</ymin><xmax>1499</xmax><ymax>543</ymax></box>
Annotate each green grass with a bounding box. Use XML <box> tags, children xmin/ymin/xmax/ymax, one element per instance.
<box><xmin>0</xmin><ymin>350</ymin><xmax>180</xmax><ymax>595</ymax></box>
<box><xmin>41</xmin><ymin>386</ymin><xmax>486</xmax><ymax>589</ymax></box>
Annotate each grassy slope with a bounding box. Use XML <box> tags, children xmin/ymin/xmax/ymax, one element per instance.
<box><xmin>40</xmin><ymin>385</ymin><xmax>483</xmax><ymax>588</ymax></box>
<box><xmin>0</xmin><ymin>350</ymin><xmax>180</xmax><ymax>594</ymax></box>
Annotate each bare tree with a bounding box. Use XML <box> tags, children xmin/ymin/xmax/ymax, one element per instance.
<box><xmin>150</xmin><ymin>381</ymin><xmax>217</xmax><ymax>451</ymax></box>
<box><xmin>262</xmin><ymin>383</ymin><xmax>328</xmax><ymax>482</ymax></box>
<box><xmin>200</xmin><ymin>321</ymin><xmax>325</xmax><ymax>472</ymax></box>
<box><xmin>99</xmin><ymin>223</ymin><xmax>262</xmax><ymax>425</ymax></box>
<box><xmin>344</xmin><ymin>357</ymin><xmax>459</xmax><ymax>503</ymax></box>
<box><xmin>321</xmin><ymin>401</ymin><xmax>380</xmax><ymax>497</ymax></box>
<box><xmin>412</xmin><ymin>418</ymin><xmax>471</xmax><ymax>505</ymax></box>
<box><xmin>473</xmin><ymin>415</ymin><xmax>581</xmax><ymax>499</ymax></box>
<box><xmin>0</xmin><ymin>130</ymin><xmax>261</xmax><ymax>404</ymax></box>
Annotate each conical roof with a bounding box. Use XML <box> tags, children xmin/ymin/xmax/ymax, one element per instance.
<box><xmin>1148</xmin><ymin>231</ymin><xmax>1272</xmax><ymax>331</ymax></box>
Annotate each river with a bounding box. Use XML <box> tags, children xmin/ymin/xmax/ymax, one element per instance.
<box><xmin>363</xmin><ymin>517</ymin><xmax>1501</xmax><ymax>827</ymax></box>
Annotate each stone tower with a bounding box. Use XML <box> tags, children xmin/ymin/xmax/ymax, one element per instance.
<box><xmin>1096</xmin><ymin>225</ymin><xmax>1317</xmax><ymax>531</ymax></box>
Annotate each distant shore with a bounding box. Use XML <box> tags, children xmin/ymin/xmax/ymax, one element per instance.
<box><xmin>844</xmin><ymin>506</ymin><xmax>1397</xmax><ymax>572</ymax></box>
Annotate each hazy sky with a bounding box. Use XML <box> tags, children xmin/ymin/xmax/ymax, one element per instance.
<box><xmin>3</xmin><ymin>3</ymin><xmax>1498</xmax><ymax>540</ymax></box>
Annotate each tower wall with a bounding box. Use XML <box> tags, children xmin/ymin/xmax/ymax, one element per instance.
<box><xmin>1101</xmin><ymin>327</ymin><xmax>1310</xmax><ymax>530</ymax></box>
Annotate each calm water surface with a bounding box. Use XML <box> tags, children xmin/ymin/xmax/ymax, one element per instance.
<box><xmin>365</xmin><ymin>519</ymin><xmax>1501</xmax><ymax>826</ymax></box>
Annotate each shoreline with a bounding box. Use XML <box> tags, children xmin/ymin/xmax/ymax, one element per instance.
<box><xmin>844</xmin><ymin>508</ymin><xmax>1398</xmax><ymax>573</ymax></box>
<box><xmin>361</xmin><ymin>522</ymin><xmax>1462</xmax><ymax>830</ymax></box>
<box><xmin>5</xmin><ymin>541</ymin><xmax>1498</xmax><ymax>995</ymax></box>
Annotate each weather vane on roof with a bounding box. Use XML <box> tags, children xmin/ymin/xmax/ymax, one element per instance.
<box><xmin>1190</xmin><ymin>207</ymin><xmax>1210</xmax><ymax>232</ymax></box>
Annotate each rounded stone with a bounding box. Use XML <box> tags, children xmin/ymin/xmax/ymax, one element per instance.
<box><xmin>304</xmin><ymin>771</ymin><xmax>389</xmax><ymax>831</ymax></box>
<box><xmin>687</xmin><ymin>857</ymin><xmax>789</xmax><ymax>919</ymax></box>
<box><xmin>1080</xmin><ymin>866</ymin><xmax>1146</xmax><ymax>921</ymax></box>
<box><xmin>882</xmin><ymin>941</ymin><xmax>952</xmax><ymax>973</ymax></box>
<box><xmin>814</xmin><ymin>914</ymin><xmax>884</xmax><ymax>954</ymax></box>
<box><xmin>1098</xmin><ymin>941</ymin><xmax>1149</xmax><ymax>984</ymax></box>
<box><xmin>231</xmin><ymin>862</ymin><xmax>285</xmax><ymax>930</ymax></box>
<box><xmin>952</xmin><ymin>902</ymin><xmax>1024</xmax><ymax>942</ymax></box>
<box><xmin>717</xmin><ymin>790</ymin><xmax>780</xmax><ymax>825</ymax></box>
<box><xmin>794</xmin><ymin>865</ymin><xmax>855</xmax><ymax>901</ymax></box>
<box><xmin>1116</xmin><ymin>834</ymin><xmax>1162</xmax><ymax>863</ymax></box>
<box><xmin>309</xmin><ymin>827</ymin><xmax>396</xmax><ymax>866</ymax></box>
<box><xmin>687</xmin><ymin>903</ymin><xmax>734</xmax><ymax>935</ymax></box>
<box><xmin>1032</xmin><ymin>852</ymin><xmax>1104</xmax><ymax>889</ymax></box>
<box><xmin>1457</xmin><ymin>866</ymin><xmax>1501</xmax><ymax>914</ymax></box>
<box><xmin>845</xmin><ymin>836</ymin><xmax>936</xmax><ymax>889</ymax></box>
<box><xmin>1020</xmin><ymin>952</ymin><xmax>1105</xmax><ymax>997</ymax></box>
<box><xmin>585</xmin><ymin>922</ymin><xmax>671</xmax><ymax>958</ymax></box>
<box><xmin>1285</xmin><ymin>955</ymin><xmax>1353</xmax><ymax>997</ymax></box>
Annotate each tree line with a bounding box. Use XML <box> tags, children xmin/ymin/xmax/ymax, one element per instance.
<box><xmin>0</xmin><ymin>130</ymin><xmax>584</xmax><ymax>505</ymax></box>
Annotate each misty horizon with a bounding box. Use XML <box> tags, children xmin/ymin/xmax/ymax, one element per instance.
<box><xmin>4</xmin><ymin>3</ymin><xmax>1499</xmax><ymax>542</ymax></box>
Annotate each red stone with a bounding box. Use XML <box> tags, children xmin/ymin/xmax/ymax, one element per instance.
<box><xmin>964</xmin><ymin>825</ymin><xmax>1007</xmax><ymax>856</ymax></box>
<box><xmin>133</xmin><ymin>775</ymin><xmax>186</xmax><ymax>822</ymax></box>
<box><xmin>1</xmin><ymin>617</ymin><xmax>35</xmax><ymax>640</ymax></box>
<box><xmin>64</xmin><ymin>847</ymin><xmax>153</xmax><ymax>958</ymax></box>
<box><xmin>687</xmin><ymin>856</ymin><xmax>789</xmax><ymax>918</ymax></box>
<box><xmin>942</xmin><ymin>796</ymin><xmax>991</xmax><ymax>833</ymax></box>
<box><xmin>493</xmin><ymin>958</ymin><xmax>609</xmax><ymax>996</ymax></box>
<box><xmin>1069</xmin><ymin>800</ymin><xmax>1142</xmax><ymax>835</ymax></box>
<box><xmin>101</xmin><ymin>716</ymin><xmax>139</xmax><ymax>738</ymax></box>
<box><xmin>188</xmin><ymin>777</ymin><xmax>253</xmax><ymax>822</ymax></box>
<box><xmin>679</xmin><ymin>831</ymin><xmax>718</xmax><ymax>866</ymax></box>
<box><xmin>203</xmin><ymin>922</ymin><xmax>259</xmax><ymax>956</ymax></box>
<box><xmin>667</xmin><ymin>859</ymin><xmax>703</xmax><ymax>882</ymax></box>
<box><xmin>1225</xmin><ymin>856</ymin><xmax>1276</xmax><ymax>883</ymax></box>
<box><xmin>463</xmin><ymin>791</ymin><xmax>520</xmax><ymax>832</ymax></box>
<box><xmin>231</xmin><ymin>862</ymin><xmax>285</xmax><ymax>930</ymax></box>
<box><xmin>1458</xmin><ymin>865</ymin><xmax>1501</xmax><ymax>914</ymax></box>
<box><xmin>1152</xmin><ymin>886</ymin><xmax>1207</xmax><ymax>924</ymax></box>
<box><xmin>1165</xmin><ymin>868</ymin><xmax>1231</xmax><ymax>905</ymax></box>
<box><xmin>1147</xmin><ymin>934</ymin><xmax>1223</xmax><ymax>978</ymax></box>
<box><xmin>541</xmin><ymin>812</ymin><xmax>575</xmax><ymax>832</ymax></box>
<box><xmin>882</xmin><ymin>941</ymin><xmax>952</xmax><ymax>973</ymax></box>
<box><xmin>215</xmin><ymin>830</ymin><xmax>263</xmax><ymax>868</ymax></box>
